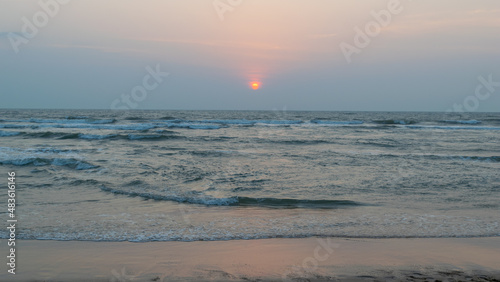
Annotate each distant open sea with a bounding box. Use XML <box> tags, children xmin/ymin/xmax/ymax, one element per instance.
<box><xmin>0</xmin><ymin>109</ymin><xmax>499</xmax><ymax>241</ymax></box>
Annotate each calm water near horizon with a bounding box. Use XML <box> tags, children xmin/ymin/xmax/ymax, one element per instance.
<box><xmin>0</xmin><ymin>109</ymin><xmax>499</xmax><ymax>241</ymax></box>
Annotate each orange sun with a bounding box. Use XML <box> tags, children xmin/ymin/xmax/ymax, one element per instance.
<box><xmin>251</xmin><ymin>82</ymin><xmax>260</xmax><ymax>90</ymax></box>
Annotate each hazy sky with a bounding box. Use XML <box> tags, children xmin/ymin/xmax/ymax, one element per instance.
<box><xmin>1</xmin><ymin>0</ymin><xmax>499</xmax><ymax>111</ymax></box>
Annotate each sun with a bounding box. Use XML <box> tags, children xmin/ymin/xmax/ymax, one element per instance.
<box><xmin>251</xmin><ymin>82</ymin><xmax>260</xmax><ymax>90</ymax></box>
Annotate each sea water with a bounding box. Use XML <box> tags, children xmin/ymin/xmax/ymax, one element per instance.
<box><xmin>0</xmin><ymin>109</ymin><xmax>498</xmax><ymax>241</ymax></box>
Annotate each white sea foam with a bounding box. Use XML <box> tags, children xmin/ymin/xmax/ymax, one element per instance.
<box><xmin>0</xmin><ymin>147</ymin><xmax>97</xmax><ymax>170</ymax></box>
<box><xmin>311</xmin><ymin>120</ymin><xmax>364</xmax><ymax>125</ymax></box>
<box><xmin>2</xmin><ymin>110</ymin><xmax>499</xmax><ymax>242</ymax></box>
<box><xmin>79</xmin><ymin>134</ymin><xmax>118</xmax><ymax>140</ymax></box>
<box><xmin>406</xmin><ymin>125</ymin><xmax>500</xmax><ymax>130</ymax></box>
<box><xmin>442</xmin><ymin>120</ymin><xmax>482</xmax><ymax>125</ymax></box>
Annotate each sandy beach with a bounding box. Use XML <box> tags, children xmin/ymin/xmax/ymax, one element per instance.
<box><xmin>1</xmin><ymin>237</ymin><xmax>499</xmax><ymax>281</ymax></box>
<box><xmin>3</xmin><ymin>0</ymin><xmax>500</xmax><ymax>280</ymax></box>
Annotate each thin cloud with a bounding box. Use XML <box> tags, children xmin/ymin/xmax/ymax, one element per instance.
<box><xmin>386</xmin><ymin>9</ymin><xmax>500</xmax><ymax>34</ymax></box>
<box><xmin>49</xmin><ymin>43</ymin><xmax>151</xmax><ymax>55</ymax></box>
<box><xmin>309</xmin><ymin>33</ymin><xmax>337</xmax><ymax>39</ymax></box>
<box><xmin>128</xmin><ymin>37</ymin><xmax>287</xmax><ymax>51</ymax></box>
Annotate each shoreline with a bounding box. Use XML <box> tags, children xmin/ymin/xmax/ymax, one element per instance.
<box><xmin>1</xmin><ymin>237</ymin><xmax>499</xmax><ymax>281</ymax></box>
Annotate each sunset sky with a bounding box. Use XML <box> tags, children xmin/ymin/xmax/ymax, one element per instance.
<box><xmin>1</xmin><ymin>0</ymin><xmax>499</xmax><ymax>111</ymax></box>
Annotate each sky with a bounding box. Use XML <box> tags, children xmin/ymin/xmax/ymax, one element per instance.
<box><xmin>1</xmin><ymin>0</ymin><xmax>499</xmax><ymax>111</ymax></box>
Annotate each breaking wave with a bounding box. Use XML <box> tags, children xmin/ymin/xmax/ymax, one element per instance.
<box><xmin>441</xmin><ymin>120</ymin><xmax>482</xmax><ymax>125</ymax></box>
<box><xmin>100</xmin><ymin>186</ymin><xmax>362</xmax><ymax>209</ymax></box>
<box><xmin>0</xmin><ymin>157</ymin><xmax>98</xmax><ymax>170</ymax></box>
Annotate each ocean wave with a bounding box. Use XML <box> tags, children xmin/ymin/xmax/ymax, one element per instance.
<box><xmin>255</xmin><ymin>120</ymin><xmax>303</xmax><ymax>125</ymax></box>
<box><xmin>154</xmin><ymin>129</ymin><xmax>176</xmax><ymax>134</ymax></box>
<box><xmin>273</xmin><ymin>139</ymin><xmax>333</xmax><ymax>145</ymax></box>
<box><xmin>0</xmin><ymin>146</ymin><xmax>78</xmax><ymax>155</ymax></box>
<box><xmin>159</xmin><ymin>116</ymin><xmax>177</xmax><ymax>120</ymax></box>
<box><xmin>157</xmin><ymin>119</ymin><xmax>305</xmax><ymax>125</ymax></box>
<box><xmin>71</xmin><ymin>133</ymin><xmax>161</xmax><ymax>140</ymax></box>
<box><xmin>235</xmin><ymin>197</ymin><xmax>362</xmax><ymax>209</ymax></box>
<box><xmin>79</xmin><ymin>134</ymin><xmax>119</xmax><ymax>140</ymax></box>
<box><xmin>441</xmin><ymin>120</ymin><xmax>482</xmax><ymax>125</ymax></box>
<box><xmin>190</xmin><ymin>119</ymin><xmax>364</xmax><ymax>127</ymax></box>
<box><xmin>70</xmin><ymin>133</ymin><xmax>180</xmax><ymax>140</ymax></box>
<box><xmin>455</xmin><ymin>155</ymin><xmax>500</xmax><ymax>163</ymax></box>
<box><xmin>126</xmin><ymin>134</ymin><xmax>179</xmax><ymax>140</ymax></box>
<box><xmin>100</xmin><ymin>186</ymin><xmax>362</xmax><ymax>209</ymax></box>
<box><xmin>373</xmin><ymin>119</ymin><xmax>417</xmax><ymax>125</ymax></box>
<box><xmin>311</xmin><ymin>120</ymin><xmax>364</xmax><ymax>125</ymax></box>
<box><xmin>58</xmin><ymin>133</ymin><xmax>81</xmax><ymax>139</ymax></box>
<box><xmin>69</xmin><ymin>179</ymin><xmax>101</xmax><ymax>186</ymax></box>
<box><xmin>0</xmin><ymin>147</ymin><xmax>98</xmax><ymax>170</ymax></box>
<box><xmin>158</xmin><ymin>119</ymin><xmax>304</xmax><ymax>127</ymax></box>
<box><xmin>65</xmin><ymin>116</ymin><xmax>89</xmax><ymax>120</ymax></box>
<box><xmin>196</xmin><ymin>119</ymin><xmax>303</xmax><ymax>125</ymax></box>
<box><xmin>124</xmin><ymin>117</ymin><xmax>145</xmax><ymax>121</ymax></box>
<box><xmin>8</xmin><ymin>120</ymin><xmax>498</xmax><ymax>131</ymax></box>
<box><xmin>0</xmin><ymin>124</ymin><xmax>36</xmax><ymax>129</ymax></box>
<box><xmin>200</xmin><ymin>119</ymin><xmax>256</xmax><ymax>125</ymax></box>
<box><xmin>370</xmin><ymin>151</ymin><xmax>500</xmax><ymax>163</ymax></box>
<box><xmin>421</xmin><ymin>154</ymin><xmax>500</xmax><ymax>163</ymax></box>
<box><xmin>9</xmin><ymin>118</ymin><xmax>499</xmax><ymax>132</ymax></box>
<box><xmin>0</xmin><ymin>123</ymin><xmax>158</xmax><ymax>131</ymax></box>
<box><xmin>355</xmin><ymin>141</ymin><xmax>396</xmax><ymax>148</ymax></box>
<box><xmin>186</xmin><ymin>150</ymin><xmax>242</xmax><ymax>157</ymax></box>
<box><xmin>37</xmin><ymin>123</ymin><xmax>158</xmax><ymax>131</ymax></box>
<box><xmin>0</xmin><ymin>157</ymin><xmax>98</xmax><ymax>170</ymax></box>
<box><xmin>8</xmin><ymin>118</ymin><xmax>116</xmax><ymax>124</ymax></box>
<box><xmin>482</xmin><ymin>118</ymin><xmax>500</xmax><ymax>124</ymax></box>
<box><xmin>164</xmin><ymin>123</ymin><xmax>221</xmax><ymax>130</ymax></box>
<box><xmin>22</xmin><ymin>131</ymin><xmax>73</xmax><ymax>139</ymax></box>
<box><xmin>0</xmin><ymin>130</ymin><xmax>20</xmax><ymax>137</ymax></box>
<box><xmin>11</xmin><ymin>131</ymin><xmax>182</xmax><ymax>141</ymax></box>
<box><xmin>406</xmin><ymin>125</ymin><xmax>500</xmax><ymax>130</ymax></box>
<box><xmin>6</xmin><ymin>121</ymin><xmax>500</xmax><ymax>138</ymax></box>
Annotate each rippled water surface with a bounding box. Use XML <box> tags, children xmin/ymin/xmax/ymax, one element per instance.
<box><xmin>0</xmin><ymin>109</ymin><xmax>499</xmax><ymax>241</ymax></box>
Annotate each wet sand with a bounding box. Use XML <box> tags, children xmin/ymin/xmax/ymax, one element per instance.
<box><xmin>1</xmin><ymin>237</ymin><xmax>499</xmax><ymax>281</ymax></box>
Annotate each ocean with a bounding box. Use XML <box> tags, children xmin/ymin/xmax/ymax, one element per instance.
<box><xmin>0</xmin><ymin>109</ymin><xmax>499</xmax><ymax>241</ymax></box>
